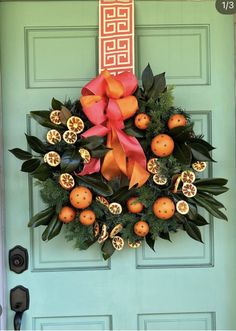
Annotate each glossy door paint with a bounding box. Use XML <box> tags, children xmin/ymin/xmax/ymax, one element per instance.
<box><xmin>0</xmin><ymin>1</ymin><xmax>235</xmax><ymax>330</ymax></box>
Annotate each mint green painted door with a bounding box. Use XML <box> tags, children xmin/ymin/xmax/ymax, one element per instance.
<box><xmin>1</xmin><ymin>1</ymin><xmax>236</xmax><ymax>330</ymax></box>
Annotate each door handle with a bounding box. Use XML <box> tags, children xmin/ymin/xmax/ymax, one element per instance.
<box><xmin>10</xmin><ymin>286</ymin><xmax>30</xmax><ymax>331</ymax></box>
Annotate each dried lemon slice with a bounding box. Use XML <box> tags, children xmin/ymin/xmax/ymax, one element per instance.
<box><xmin>108</xmin><ymin>202</ymin><xmax>122</xmax><ymax>215</ymax></box>
<box><xmin>63</xmin><ymin>130</ymin><xmax>77</xmax><ymax>144</ymax></box>
<box><xmin>50</xmin><ymin>110</ymin><xmax>61</xmax><ymax>125</ymax></box>
<box><xmin>176</xmin><ymin>200</ymin><xmax>189</xmax><ymax>215</ymax></box>
<box><xmin>172</xmin><ymin>175</ymin><xmax>181</xmax><ymax>193</ymax></box>
<box><xmin>67</xmin><ymin>116</ymin><xmax>84</xmax><ymax>134</ymax></box>
<box><xmin>110</xmin><ymin>224</ymin><xmax>123</xmax><ymax>238</ymax></box>
<box><xmin>94</xmin><ymin>222</ymin><xmax>100</xmax><ymax>237</ymax></box>
<box><xmin>128</xmin><ymin>240</ymin><xmax>141</xmax><ymax>249</ymax></box>
<box><xmin>192</xmin><ymin>161</ymin><xmax>207</xmax><ymax>172</ymax></box>
<box><xmin>147</xmin><ymin>158</ymin><xmax>160</xmax><ymax>174</ymax></box>
<box><xmin>112</xmin><ymin>236</ymin><xmax>124</xmax><ymax>251</ymax></box>
<box><xmin>182</xmin><ymin>183</ymin><xmax>197</xmax><ymax>198</ymax></box>
<box><xmin>96</xmin><ymin>196</ymin><xmax>109</xmax><ymax>208</ymax></box>
<box><xmin>181</xmin><ymin>170</ymin><xmax>196</xmax><ymax>183</ymax></box>
<box><xmin>79</xmin><ymin>148</ymin><xmax>91</xmax><ymax>164</ymax></box>
<box><xmin>45</xmin><ymin>151</ymin><xmax>61</xmax><ymax>167</ymax></box>
<box><xmin>153</xmin><ymin>174</ymin><xmax>167</xmax><ymax>185</ymax></box>
<box><xmin>59</xmin><ymin>173</ymin><xmax>75</xmax><ymax>190</ymax></box>
<box><xmin>46</xmin><ymin>129</ymin><xmax>61</xmax><ymax>145</ymax></box>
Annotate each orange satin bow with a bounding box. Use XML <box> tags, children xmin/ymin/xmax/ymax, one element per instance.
<box><xmin>80</xmin><ymin>70</ymin><xmax>150</xmax><ymax>188</ymax></box>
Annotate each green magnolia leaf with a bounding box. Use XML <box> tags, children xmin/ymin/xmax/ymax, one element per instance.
<box><xmin>184</xmin><ymin>220</ymin><xmax>203</xmax><ymax>243</ymax></box>
<box><xmin>146</xmin><ymin>233</ymin><xmax>155</xmax><ymax>251</ymax></box>
<box><xmin>187</xmin><ymin>202</ymin><xmax>198</xmax><ymax>220</ymax></box>
<box><xmin>197</xmin><ymin>192</ymin><xmax>226</xmax><ymax>209</ymax></box>
<box><xmin>110</xmin><ymin>186</ymin><xmax>136</xmax><ymax>203</ymax></box>
<box><xmin>124</xmin><ymin>126</ymin><xmax>145</xmax><ymax>138</ymax></box>
<box><xmin>102</xmin><ymin>238</ymin><xmax>115</xmax><ymax>260</ymax></box>
<box><xmin>31</xmin><ymin>163</ymin><xmax>52</xmax><ymax>181</ymax></box>
<box><xmin>142</xmin><ymin>63</ymin><xmax>154</xmax><ymax>92</ymax></box>
<box><xmin>159</xmin><ymin>231</ymin><xmax>171</xmax><ymax>241</ymax></box>
<box><xmin>51</xmin><ymin>97</ymin><xmax>63</xmax><ymax>110</ymax></box>
<box><xmin>196</xmin><ymin>185</ymin><xmax>229</xmax><ymax>196</ymax></box>
<box><xmin>173</xmin><ymin>143</ymin><xmax>192</xmax><ymax>165</ymax></box>
<box><xmin>28</xmin><ymin>206</ymin><xmax>55</xmax><ymax>227</ymax></box>
<box><xmin>75</xmin><ymin>174</ymin><xmax>113</xmax><ymax>196</ymax></box>
<box><xmin>78</xmin><ymin>238</ymin><xmax>97</xmax><ymax>250</ymax></box>
<box><xmin>9</xmin><ymin>148</ymin><xmax>32</xmax><ymax>160</ymax></box>
<box><xmin>189</xmin><ymin>142</ymin><xmax>215</xmax><ymax>162</ymax></box>
<box><xmin>21</xmin><ymin>159</ymin><xmax>41</xmax><ymax>172</ymax></box>
<box><xmin>169</xmin><ymin>124</ymin><xmax>193</xmax><ymax>142</ymax></box>
<box><xmin>25</xmin><ymin>134</ymin><xmax>47</xmax><ymax>154</ymax></box>
<box><xmin>149</xmin><ymin>72</ymin><xmax>166</xmax><ymax>99</ymax></box>
<box><xmin>42</xmin><ymin>214</ymin><xmax>63</xmax><ymax>241</ymax></box>
<box><xmin>193</xmin><ymin>195</ymin><xmax>228</xmax><ymax>220</ymax></box>
<box><xmin>61</xmin><ymin>149</ymin><xmax>81</xmax><ymax>173</ymax></box>
<box><xmin>59</xmin><ymin>106</ymin><xmax>71</xmax><ymax>125</ymax></box>
<box><xmin>90</xmin><ymin>146</ymin><xmax>111</xmax><ymax>158</ymax></box>
<box><xmin>30</xmin><ymin>111</ymin><xmax>64</xmax><ymax>130</ymax></box>
<box><xmin>81</xmin><ymin>136</ymin><xmax>105</xmax><ymax>150</ymax></box>
<box><xmin>195</xmin><ymin>178</ymin><xmax>228</xmax><ymax>186</ymax></box>
<box><xmin>188</xmin><ymin>138</ymin><xmax>215</xmax><ymax>151</ymax></box>
<box><xmin>190</xmin><ymin>214</ymin><xmax>209</xmax><ymax>226</ymax></box>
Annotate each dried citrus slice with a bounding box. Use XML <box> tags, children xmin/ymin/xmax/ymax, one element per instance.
<box><xmin>59</xmin><ymin>173</ymin><xmax>75</xmax><ymax>190</ymax></box>
<box><xmin>153</xmin><ymin>174</ymin><xmax>168</xmax><ymax>185</ymax></box>
<box><xmin>45</xmin><ymin>151</ymin><xmax>61</xmax><ymax>167</ymax></box>
<box><xmin>181</xmin><ymin>170</ymin><xmax>196</xmax><ymax>183</ymax></box>
<box><xmin>50</xmin><ymin>110</ymin><xmax>61</xmax><ymax>125</ymax></box>
<box><xmin>112</xmin><ymin>236</ymin><xmax>124</xmax><ymax>251</ymax></box>
<box><xmin>67</xmin><ymin>116</ymin><xmax>84</xmax><ymax>134</ymax></box>
<box><xmin>176</xmin><ymin>200</ymin><xmax>190</xmax><ymax>215</ymax></box>
<box><xmin>182</xmin><ymin>183</ymin><xmax>197</xmax><ymax>198</ymax></box>
<box><xmin>94</xmin><ymin>222</ymin><xmax>100</xmax><ymax>237</ymax></box>
<box><xmin>98</xmin><ymin>224</ymin><xmax>108</xmax><ymax>244</ymax></box>
<box><xmin>43</xmin><ymin>154</ymin><xmax>48</xmax><ymax>163</ymax></box>
<box><xmin>63</xmin><ymin>130</ymin><xmax>77</xmax><ymax>144</ymax></box>
<box><xmin>147</xmin><ymin>158</ymin><xmax>160</xmax><ymax>174</ymax></box>
<box><xmin>79</xmin><ymin>148</ymin><xmax>91</xmax><ymax>164</ymax></box>
<box><xmin>128</xmin><ymin>240</ymin><xmax>141</xmax><ymax>249</ymax></box>
<box><xmin>98</xmin><ymin>233</ymin><xmax>108</xmax><ymax>244</ymax></box>
<box><xmin>46</xmin><ymin>129</ymin><xmax>61</xmax><ymax>145</ymax></box>
<box><xmin>192</xmin><ymin>161</ymin><xmax>207</xmax><ymax>172</ymax></box>
<box><xmin>108</xmin><ymin>202</ymin><xmax>122</xmax><ymax>215</ymax></box>
<box><xmin>172</xmin><ymin>175</ymin><xmax>181</xmax><ymax>193</ymax></box>
<box><xmin>96</xmin><ymin>196</ymin><xmax>109</xmax><ymax>207</ymax></box>
<box><xmin>110</xmin><ymin>224</ymin><xmax>123</xmax><ymax>238</ymax></box>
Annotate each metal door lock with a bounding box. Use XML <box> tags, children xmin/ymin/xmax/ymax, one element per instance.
<box><xmin>9</xmin><ymin>246</ymin><xmax>28</xmax><ymax>274</ymax></box>
<box><xmin>10</xmin><ymin>286</ymin><xmax>30</xmax><ymax>331</ymax></box>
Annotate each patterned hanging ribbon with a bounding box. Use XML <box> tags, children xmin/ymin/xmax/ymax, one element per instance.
<box><xmin>99</xmin><ymin>0</ymin><xmax>135</xmax><ymax>74</ymax></box>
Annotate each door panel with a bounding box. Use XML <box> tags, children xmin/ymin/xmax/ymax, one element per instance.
<box><xmin>1</xmin><ymin>1</ymin><xmax>235</xmax><ymax>330</ymax></box>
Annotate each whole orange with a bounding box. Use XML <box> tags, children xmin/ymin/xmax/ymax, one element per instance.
<box><xmin>58</xmin><ymin>206</ymin><xmax>76</xmax><ymax>223</ymax></box>
<box><xmin>151</xmin><ymin>134</ymin><xmax>174</xmax><ymax>157</ymax></box>
<box><xmin>134</xmin><ymin>220</ymin><xmax>149</xmax><ymax>237</ymax></box>
<box><xmin>168</xmin><ymin>114</ymin><xmax>187</xmax><ymax>130</ymax></box>
<box><xmin>79</xmin><ymin>210</ymin><xmax>96</xmax><ymax>226</ymax></box>
<box><xmin>153</xmin><ymin>197</ymin><xmax>175</xmax><ymax>220</ymax></box>
<box><xmin>127</xmin><ymin>197</ymin><xmax>144</xmax><ymax>213</ymax></box>
<box><xmin>134</xmin><ymin>113</ymin><xmax>151</xmax><ymax>130</ymax></box>
<box><xmin>70</xmin><ymin>186</ymin><xmax>93</xmax><ymax>209</ymax></box>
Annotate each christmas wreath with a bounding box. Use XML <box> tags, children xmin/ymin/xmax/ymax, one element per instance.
<box><xmin>10</xmin><ymin>64</ymin><xmax>228</xmax><ymax>259</ymax></box>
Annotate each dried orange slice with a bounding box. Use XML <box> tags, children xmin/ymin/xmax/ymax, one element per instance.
<box><xmin>59</xmin><ymin>173</ymin><xmax>75</xmax><ymax>190</ymax></box>
<box><xmin>153</xmin><ymin>174</ymin><xmax>167</xmax><ymax>185</ymax></box>
<box><xmin>63</xmin><ymin>130</ymin><xmax>77</xmax><ymax>144</ymax></box>
<box><xmin>176</xmin><ymin>200</ymin><xmax>189</xmax><ymax>215</ymax></box>
<box><xmin>45</xmin><ymin>151</ymin><xmax>61</xmax><ymax>167</ymax></box>
<box><xmin>98</xmin><ymin>224</ymin><xmax>108</xmax><ymax>244</ymax></box>
<box><xmin>79</xmin><ymin>148</ymin><xmax>91</xmax><ymax>164</ymax></box>
<box><xmin>182</xmin><ymin>183</ymin><xmax>197</xmax><ymax>198</ymax></box>
<box><xmin>46</xmin><ymin>129</ymin><xmax>61</xmax><ymax>145</ymax></box>
<box><xmin>50</xmin><ymin>110</ymin><xmax>61</xmax><ymax>125</ymax></box>
<box><xmin>192</xmin><ymin>161</ymin><xmax>207</xmax><ymax>172</ymax></box>
<box><xmin>172</xmin><ymin>175</ymin><xmax>181</xmax><ymax>193</ymax></box>
<box><xmin>98</xmin><ymin>233</ymin><xmax>108</xmax><ymax>244</ymax></box>
<box><xmin>108</xmin><ymin>202</ymin><xmax>122</xmax><ymax>215</ymax></box>
<box><xmin>67</xmin><ymin>116</ymin><xmax>84</xmax><ymax>134</ymax></box>
<box><xmin>147</xmin><ymin>158</ymin><xmax>160</xmax><ymax>174</ymax></box>
<box><xmin>128</xmin><ymin>240</ymin><xmax>141</xmax><ymax>249</ymax></box>
<box><xmin>112</xmin><ymin>236</ymin><xmax>124</xmax><ymax>250</ymax></box>
<box><xmin>96</xmin><ymin>196</ymin><xmax>109</xmax><ymax>207</ymax></box>
<box><xmin>94</xmin><ymin>222</ymin><xmax>100</xmax><ymax>237</ymax></box>
<box><xmin>181</xmin><ymin>170</ymin><xmax>196</xmax><ymax>183</ymax></box>
<box><xmin>110</xmin><ymin>224</ymin><xmax>123</xmax><ymax>238</ymax></box>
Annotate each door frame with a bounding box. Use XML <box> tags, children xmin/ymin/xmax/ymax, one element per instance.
<box><xmin>0</xmin><ymin>3</ymin><xmax>236</xmax><ymax>330</ymax></box>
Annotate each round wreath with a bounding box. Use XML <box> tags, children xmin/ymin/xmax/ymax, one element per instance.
<box><xmin>10</xmin><ymin>64</ymin><xmax>228</xmax><ymax>259</ymax></box>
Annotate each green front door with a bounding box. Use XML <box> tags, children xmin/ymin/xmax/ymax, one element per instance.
<box><xmin>1</xmin><ymin>1</ymin><xmax>235</xmax><ymax>330</ymax></box>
